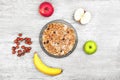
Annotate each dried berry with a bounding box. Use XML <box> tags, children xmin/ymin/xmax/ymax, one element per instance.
<box><xmin>18</xmin><ymin>33</ymin><xmax>22</xmax><ymax>37</ymax></box>
<box><xmin>12</xmin><ymin>33</ymin><xmax>32</xmax><ymax>57</ymax></box>
<box><xmin>28</xmin><ymin>47</ymin><xmax>31</xmax><ymax>50</ymax></box>
<box><xmin>14</xmin><ymin>40</ymin><xmax>18</xmax><ymax>43</ymax></box>
<box><xmin>27</xmin><ymin>38</ymin><xmax>31</xmax><ymax>41</ymax></box>
<box><xmin>21</xmin><ymin>45</ymin><xmax>25</xmax><ymax>49</ymax></box>
<box><xmin>12</xmin><ymin>46</ymin><xmax>16</xmax><ymax>50</ymax></box>
<box><xmin>17</xmin><ymin>50</ymin><xmax>22</xmax><ymax>54</ymax></box>
<box><xmin>16</xmin><ymin>42</ymin><xmax>20</xmax><ymax>45</ymax></box>
<box><xmin>16</xmin><ymin>37</ymin><xmax>20</xmax><ymax>41</ymax></box>
<box><xmin>28</xmin><ymin>42</ymin><xmax>32</xmax><ymax>45</ymax></box>
<box><xmin>19</xmin><ymin>38</ymin><xmax>24</xmax><ymax>41</ymax></box>
<box><xmin>12</xmin><ymin>51</ymin><xmax>16</xmax><ymax>54</ymax></box>
<box><xmin>16</xmin><ymin>45</ymin><xmax>19</xmax><ymax>49</ymax></box>
<box><xmin>17</xmin><ymin>54</ymin><xmax>21</xmax><ymax>57</ymax></box>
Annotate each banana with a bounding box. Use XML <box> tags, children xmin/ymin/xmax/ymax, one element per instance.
<box><xmin>33</xmin><ymin>52</ymin><xmax>63</xmax><ymax>76</ymax></box>
<box><xmin>74</xmin><ymin>8</ymin><xmax>91</xmax><ymax>24</ymax></box>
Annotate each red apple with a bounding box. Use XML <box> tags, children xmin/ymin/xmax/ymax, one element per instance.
<box><xmin>39</xmin><ymin>2</ymin><xmax>54</xmax><ymax>17</ymax></box>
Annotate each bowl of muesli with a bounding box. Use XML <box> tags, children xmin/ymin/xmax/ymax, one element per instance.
<box><xmin>39</xmin><ymin>20</ymin><xmax>78</xmax><ymax>58</ymax></box>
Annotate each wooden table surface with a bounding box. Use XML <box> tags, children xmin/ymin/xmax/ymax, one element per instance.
<box><xmin>0</xmin><ymin>0</ymin><xmax>120</xmax><ymax>80</ymax></box>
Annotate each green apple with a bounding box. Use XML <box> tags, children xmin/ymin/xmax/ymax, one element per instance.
<box><xmin>83</xmin><ymin>40</ymin><xmax>97</xmax><ymax>55</ymax></box>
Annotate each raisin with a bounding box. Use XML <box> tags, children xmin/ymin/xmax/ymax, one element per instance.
<box><xmin>62</xmin><ymin>38</ymin><xmax>65</xmax><ymax>40</ymax></box>
<box><xmin>60</xmin><ymin>50</ymin><xmax>62</xmax><ymax>52</ymax></box>
<box><xmin>46</xmin><ymin>40</ymin><xmax>49</xmax><ymax>44</ymax></box>
<box><xmin>44</xmin><ymin>42</ymin><xmax>46</xmax><ymax>44</ymax></box>
<box><xmin>53</xmin><ymin>31</ymin><xmax>56</xmax><ymax>34</ymax></box>
<box><xmin>47</xmin><ymin>28</ymin><xmax>49</xmax><ymax>30</ymax></box>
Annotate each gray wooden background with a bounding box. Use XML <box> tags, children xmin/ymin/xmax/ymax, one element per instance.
<box><xmin>0</xmin><ymin>0</ymin><xmax>120</xmax><ymax>80</ymax></box>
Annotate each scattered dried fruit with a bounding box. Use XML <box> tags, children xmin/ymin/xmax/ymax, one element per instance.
<box><xmin>12</xmin><ymin>33</ymin><xmax>32</xmax><ymax>57</ymax></box>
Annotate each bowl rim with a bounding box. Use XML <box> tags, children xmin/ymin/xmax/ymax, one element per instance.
<box><xmin>39</xmin><ymin>19</ymin><xmax>78</xmax><ymax>58</ymax></box>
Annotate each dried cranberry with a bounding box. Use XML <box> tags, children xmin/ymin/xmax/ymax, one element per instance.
<box><xmin>18</xmin><ymin>38</ymin><xmax>24</xmax><ymax>41</ymax></box>
<box><xmin>27</xmin><ymin>38</ymin><xmax>31</xmax><ymax>41</ymax></box>
<box><xmin>21</xmin><ymin>52</ymin><xmax>25</xmax><ymax>56</ymax></box>
<box><xmin>12</xmin><ymin>46</ymin><xmax>16</xmax><ymax>50</ymax></box>
<box><xmin>22</xmin><ymin>49</ymin><xmax>25</xmax><ymax>52</ymax></box>
<box><xmin>25</xmin><ymin>41</ymin><xmax>28</xmax><ymax>44</ymax></box>
<box><xmin>24</xmin><ymin>47</ymin><xmax>30</xmax><ymax>53</ymax></box>
<box><xmin>25</xmin><ymin>37</ymin><xmax>31</xmax><ymax>42</ymax></box>
<box><xmin>16</xmin><ymin>45</ymin><xmax>19</xmax><ymax>49</ymax></box>
<box><xmin>16</xmin><ymin>37</ymin><xmax>20</xmax><ymax>41</ymax></box>
<box><xmin>18</xmin><ymin>33</ymin><xmax>22</xmax><ymax>37</ymax></box>
<box><xmin>24</xmin><ymin>37</ymin><xmax>28</xmax><ymax>40</ymax></box>
<box><xmin>17</xmin><ymin>54</ymin><xmax>21</xmax><ymax>57</ymax></box>
<box><xmin>28</xmin><ymin>41</ymin><xmax>32</xmax><ymax>45</ymax></box>
<box><xmin>28</xmin><ymin>47</ymin><xmax>31</xmax><ymax>50</ymax></box>
<box><xmin>16</xmin><ymin>42</ymin><xmax>20</xmax><ymax>45</ymax></box>
<box><xmin>21</xmin><ymin>45</ymin><xmax>25</xmax><ymax>49</ymax></box>
<box><xmin>26</xmin><ymin>50</ymin><xmax>30</xmax><ymax>53</ymax></box>
<box><xmin>17</xmin><ymin>50</ymin><xmax>22</xmax><ymax>55</ymax></box>
<box><xmin>18</xmin><ymin>50</ymin><xmax>22</xmax><ymax>52</ymax></box>
<box><xmin>12</xmin><ymin>51</ymin><xmax>16</xmax><ymax>54</ymax></box>
<box><xmin>14</xmin><ymin>40</ymin><xmax>18</xmax><ymax>43</ymax></box>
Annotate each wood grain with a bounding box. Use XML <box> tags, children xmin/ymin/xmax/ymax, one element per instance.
<box><xmin>0</xmin><ymin>0</ymin><xmax>120</xmax><ymax>80</ymax></box>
